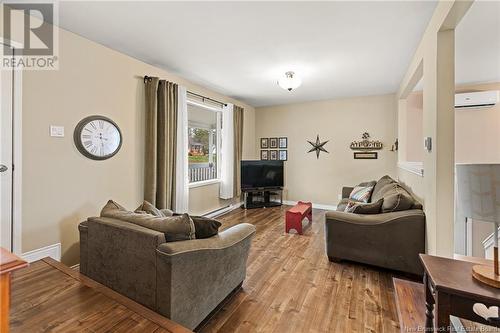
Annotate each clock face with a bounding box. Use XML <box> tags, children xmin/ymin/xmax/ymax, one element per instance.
<box><xmin>74</xmin><ymin>116</ymin><xmax>122</xmax><ymax>160</ymax></box>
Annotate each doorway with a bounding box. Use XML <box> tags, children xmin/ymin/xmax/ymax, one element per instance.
<box><xmin>1</xmin><ymin>43</ymin><xmax>14</xmax><ymax>251</ymax></box>
<box><xmin>1</xmin><ymin>41</ymin><xmax>21</xmax><ymax>254</ymax></box>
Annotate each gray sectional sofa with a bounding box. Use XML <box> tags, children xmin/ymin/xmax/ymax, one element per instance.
<box><xmin>79</xmin><ymin>206</ymin><xmax>255</xmax><ymax>330</ymax></box>
<box><xmin>325</xmin><ymin>175</ymin><xmax>426</xmax><ymax>275</ymax></box>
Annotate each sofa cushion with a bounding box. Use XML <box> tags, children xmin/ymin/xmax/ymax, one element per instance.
<box><xmin>135</xmin><ymin>200</ymin><xmax>174</xmax><ymax>217</ymax></box>
<box><xmin>358</xmin><ymin>180</ymin><xmax>377</xmax><ymax>188</ymax></box>
<box><xmin>371</xmin><ymin>175</ymin><xmax>397</xmax><ymax>203</ymax></box>
<box><xmin>348</xmin><ymin>185</ymin><xmax>374</xmax><ymax>203</ymax></box>
<box><xmin>101</xmin><ymin>200</ymin><xmax>195</xmax><ymax>241</ymax></box>
<box><xmin>411</xmin><ymin>201</ymin><xmax>423</xmax><ymax>210</ymax></box>
<box><xmin>344</xmin><ymin>199</ymin><xmax>384</xmax><ymax>214</ymax></box>
<box><xmin>336</xmin><ymin>198</ymin><xmax>350</xmax><ymax>211</ymax></box>
<box><xmin>380</xmin><ymin>185</ymin><xmax>415</xmax><ymax>212</ymax></box>
<box><xmin>190</xmin><ymin>216</ymin><xmax>222</xmax><ymax>239</ymax></box>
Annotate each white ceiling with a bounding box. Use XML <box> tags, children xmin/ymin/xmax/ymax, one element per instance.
<box><xmin>56</xmin><ymin>1</ymin><xmax>442</xmax><ymax>107</ymax></box>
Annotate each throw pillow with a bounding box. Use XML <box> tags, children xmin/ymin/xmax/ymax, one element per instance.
<box><xmin>380</xmin><ymin>184</ymin><xmax>415</xmax><ymax>213</ymax></box>
<box><xmin>371</xmin><ymin>175</ymin><xmax>397</xmax><ymax>203</ymax></box>
<box><xmin>348</xmin><ymin>185</ymin><xmax>374</xmax><ymax>203</ymax></box>
<box><xmin>190</xmin><ymin>216</ymin><xmax>222</xmax><ymax>239</ymax></box>
<box><xmin>344</xmin><ymin>199</ymin><xmax>383</xmax><ymax>214</ymax></box>
<box><xmin>344</xmin><ymin>200</ymin><xmax>358</xmax><ymax>212</ymax></box>
<box><xmin>101</xmin><ymin>200</ymin><xmax>195</xmax><ymax>241</ymax></box>
<box><xmin>135</xmin><ymin>200</ymin><xmax>173</xmax><ymax>217</ymax></box>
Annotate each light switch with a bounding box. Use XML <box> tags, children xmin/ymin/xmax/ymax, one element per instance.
<box><xmin>424</xmin><ymin>137</ymin><xmax>432</xmax><ymax>152</ymax></box>
<box><xmin>50</xmin><ymin>125</ymin><xmax>64</xmax><ymax>137</ymax></box>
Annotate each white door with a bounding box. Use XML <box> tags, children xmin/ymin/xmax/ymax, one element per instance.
<box><xmin>0</xmin><ymin>44</ymin><xmax>14</xmax><ymax>251</ymax></box>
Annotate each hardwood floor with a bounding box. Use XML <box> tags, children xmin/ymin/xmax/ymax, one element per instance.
<box><xmin>200</xmin><ymin>206</ymin><xmax>402</xmax><ymax>333</ymax></box>
<box><xmin>9</xmin><ymin>206</ymin><xmax>404</xmax><ymax>333</ymax></box>
<box><xmin>10</xmin><ymin>258</ymin><xmax>190</xmax><ymax>333</ymax></box>
<box><xmin>393</xmin><ymin>278</ymin><xmax>426</xmax><ymax>333</ymax></box>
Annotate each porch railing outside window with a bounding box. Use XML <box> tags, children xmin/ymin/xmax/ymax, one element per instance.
<box><xmin>189</xmin><ymin>164</ymin><xmax>217</xmax><ymax>183</ymax></box>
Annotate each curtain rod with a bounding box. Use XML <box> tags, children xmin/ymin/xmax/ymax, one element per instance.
<box><xmin>143</xmin><ymin>75</ymin><xmax>227</xmax><ymax>107</ymax></box>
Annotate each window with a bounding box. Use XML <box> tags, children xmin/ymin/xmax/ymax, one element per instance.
<box><xmin>187</xmin><ymin>102</ymin><xmax>221</xmax><ymax>184</ymax></box>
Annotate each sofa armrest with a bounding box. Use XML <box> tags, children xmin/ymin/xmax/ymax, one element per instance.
<box><xmin>342</xmin><ymin>186</ymin><xmax>354</xmax><ymax>199</ymax></box>
<box><xmin>78</xmin><ymin>221</ymin><xmax>89</xmax><ymax>274</ymax></box>
<box><xmin>325</xmin><ymin>209</ymin><xmax>425</xmax><ymax>225</ymax></box>
<box><xmin>155</xmin><ymin>223</ymin><xmax>256</xmax><ymax>329</ymax></box>
<box><xmin>83</xmin><ymin>217</ymin><xmax>167</xmax><ymax>310</ymax></box>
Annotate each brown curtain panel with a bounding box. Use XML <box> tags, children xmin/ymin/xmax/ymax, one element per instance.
<box><xmin>144</xmin><ymin>78</ymin><xmax>178</xmax><ymax>209</ymax></box>
<box><xmin>233</xmin><ymin>105</ymin><xmax>244</xmax><ymax>197</ymax></box>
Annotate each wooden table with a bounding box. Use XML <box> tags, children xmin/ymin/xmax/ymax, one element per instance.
<box><xmin>421</xmin><ymin>254</ymin><xmax>500</xmax><ymax>332</ymax></box>
<box><xmin>0</xmin><ymin>248</ymin><xmax>28</xmax><ymax>333</ymax></box>
<box><xmin>10</xmin><ymin>257</ymin><xmax>191</xmax><ymax>333</ymax></box>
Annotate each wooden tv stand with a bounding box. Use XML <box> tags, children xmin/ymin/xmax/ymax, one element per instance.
<box><xmin>242</xmin><ymin>188</ymin><xmax>283</xmax><ymax>209</ymax></box>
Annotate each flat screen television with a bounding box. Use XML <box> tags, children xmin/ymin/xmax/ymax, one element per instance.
<box><xmin>241</xmin><ymin>160</ymin><xmax>284</xmax><ymax>190</ymax></box>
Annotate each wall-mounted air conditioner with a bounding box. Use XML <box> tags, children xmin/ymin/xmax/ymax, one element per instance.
<box><xmin>455</xmin><ymin>90</ymin><xmax>499</xmax><ymax>109</ymax></box>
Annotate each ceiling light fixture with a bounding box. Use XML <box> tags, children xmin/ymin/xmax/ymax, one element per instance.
<box><xmin>277</xmin><ymin>71</ymin><xmax>302</xmax><ymax>91</ymax></box>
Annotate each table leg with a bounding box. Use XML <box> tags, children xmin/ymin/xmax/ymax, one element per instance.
<box><xmin>435</xmin><ymin>292</ymin><xmax>451</xmax><ymax>332</ymax></box>
<box><xmin>424</xmin><ymin>272</ymin><xmax>435</xmax><ymax>332</ymax></box>
<box><xmin>0</xmin><ymin>273</ymin><xmax>11</xmax><ymax>333</ymax></box>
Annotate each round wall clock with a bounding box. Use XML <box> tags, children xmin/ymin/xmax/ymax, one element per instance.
<box><xmin>74</xmin><ymin>115</ymin><xmax>122</xmax><ymax>160</ymax></box>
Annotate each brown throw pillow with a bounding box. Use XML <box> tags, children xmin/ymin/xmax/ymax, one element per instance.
<box><xmin>371</xmin><ymin>175</ymin><xmax>397</xmax><ymax>203</ymax></box>
<box><xmin>101</xmin><ymin>200</ymin><xmax>195</xmax><ymax>241</ymax></box>
<box><xmin>381</xmin><ymin>185</ymin><xmax>415</xmax><ymax>213</ymax></box>
<box><xmin>344</xmin><ymin>199</ymin><xmax>383</xmax><ymax>214</ymax></box>
<box><xmin>135</xmin><ymin>200</ymin><xmax>173</xmax><ymax>217</ymax></box>
<box><xmin>352</xmin><ymin>199</ymin><xmax>383</xmax><ymax>214</ymax></box>
<box><xmin>190</xmin><ymin>216</ymin><xmax>222</xmax><ymax>239</ymax></box>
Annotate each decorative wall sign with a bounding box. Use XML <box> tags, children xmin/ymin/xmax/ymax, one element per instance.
<box><xmin>260</xmin><ymin>138</ymin><xmax>269</xmax><ymax>149</ymax></box>
<box><xmin>354</xmin><ymin>152</ymin><xmax>378</xmax><ymax>159</ymax></box>
<box><xmin>269</xmin><ymin>138</ymin><xmax>278</xmax><ymax>149</ymax></box>
<box><xmin>261</xmin><ymin>150</ymin><xmax>269</xmax><ymax>160</ymax></box>
<box><xmin>279</xmin><ymin>137</ymin><xmax>288</xmax><ymax>149</ymax></box>
<box><xmin>307</xmin><ymin>135</ymin><xmax>329</xmax><ymax>159</ymax></box>
<box><xmin>270</xmin><ymin>150</ymin><xmax>278</xmax><ymax>160</ymax></box>
<box><xmin>350</xmin><ymin>132</ymin><xmax>383</xmax><ymax>150</ymax></box>
<box><xmin>279</xmin><ymin>150</ymin><xmax>288</xmax><ymax>161</ymax></box>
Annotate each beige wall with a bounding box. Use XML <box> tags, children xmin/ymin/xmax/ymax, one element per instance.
<box><xmin>396</xmin><ymin>1</ymin><xmax>473</xmax><ymax>257</ymax></box>
<box><xmin>405</xmin><ymin>92</ymin><xmax>424</xmax><ymax>162</ymax></box>
<box><xmin>455</xmin><ymin>82</ymin><xmax>500</xmax><ymax>163</ymax></box>
<box><xmin>255</xmin><ymin>94</ymin><xmax>398</xmax><ymax>206</ymax></box>
<box><xmin>12</xmin><ymin>24</ymin><xmax>255</xmax><ymax>265</ymax></box>
<box><xmin>404</xmin><ymin>82</ymin><xmax>500</xmax><ymax>164</ymax></box>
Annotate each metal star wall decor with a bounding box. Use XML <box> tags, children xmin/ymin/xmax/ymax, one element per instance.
<box><xmin>307</xmin><ymin>135</ymin><xmax>329</xmax><ymax>159</ymax></box>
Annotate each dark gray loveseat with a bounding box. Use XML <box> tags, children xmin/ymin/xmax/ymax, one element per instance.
<box><xmin>79</xmin><ymin>214</ymin><xmax>255</xmax><ymax>330</ymax></box>
<box><xmin>325</xmin><ymin>175</ymin><xmax>425</xmax><ymax>275</ymax></box>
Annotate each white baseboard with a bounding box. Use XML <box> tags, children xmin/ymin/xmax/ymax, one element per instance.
<box><xmin>203</xmin><ymin>202</ymin><xmax>243</xmax><ymax>218</ymax></box>
<box><xmin>282</xmin><ymin>200</ymin><xmax>337</xmax><ymax>211</ymax></box>
<box><xmin>70</xmin><ymin>264</ymin><xmax>80</xmax><ymax>271</ymax></box>
<box><xmin>21</xmin><ymin>243</ymin><xmax>61</xmax><ymax>263</ymax></box>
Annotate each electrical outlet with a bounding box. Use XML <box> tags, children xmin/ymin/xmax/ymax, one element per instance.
<box><xmin>50</xmin><ymin>125</ymin><xmax>65</xmax><ymax>137</ymax></box>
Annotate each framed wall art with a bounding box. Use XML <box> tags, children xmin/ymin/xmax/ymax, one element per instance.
<box><xmin>261</xmin><ymin>150</ymin><xmax>269</xmax><ymax>160</ymax></box>
<box><xmin>270</xmin><ymin>150</ymin><xmax>278</xmax><ymax>160</ymax></box>
<box><xmin>269</xmin><ymin>138</ymin><xmax>278</xmax><ymax>149</ymax></box>
<box><xmin>279</xmin><ymin>137</ymin><xmax>288</xmax><ymax>149</ymax></box>
<box><xmin>279</xmin><ymin>150</ymin><xmax>288</xmax><ymax>161</ymax></box>
<box><xmin>260</xmin><ymin>138</ymin><xmax>269</xmax><ymax>149</ymax></box>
